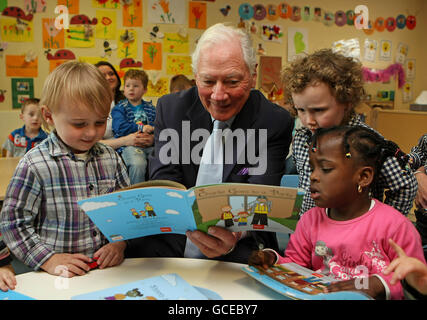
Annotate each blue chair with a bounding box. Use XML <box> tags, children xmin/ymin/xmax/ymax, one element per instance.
<box><xmin>280</xmin><ymin>174</ymin><xmax>299</xmax><ymax>188</ymax></box>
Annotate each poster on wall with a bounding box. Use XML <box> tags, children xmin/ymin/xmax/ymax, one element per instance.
<box><xmin>0</xmin><ymin>18</ymin><xmax>34</xmax><ymax>42</ymax></box>
<box><xmin>364</xmin><ymin>39</ymin><xmax>377</xmax><ymax>62</ymax></box>
<box><xmin>166</xmin><ymin>55</ymin><xmax>192</xmax><ymax>75</ymax></box>
<box><xmin>405</xmin><ymin>58</ymin><xmax>416</xmax><ymax>80</ymax></box>
<box><xmin>395</xmin><ymin>43</ymin><xmax>408</xmax><ymax>64</ymax></box>
<box><xmin>262</xmin><ymin>24</ymin><xmax>283</xmax><ymax>43</ymax></box>
<box><xmin>402</xmin><ymin>81</ymin><xmax>413</xmax><ymax>103</ymax></box>
<box><xmin>189</xmin><ymin>1</ymin><xmax>207</xmax><ymax>29</ymax></box>
<box><xmin>118</xmin><ymin>29</ymin><xmax>138</xmax><ymax>59</ymax></box>
<box><xmin>11</xmin><ymin>78</ymin><xmax>34</xmax><ymax>109</ymax></box>
<box><xmin>148</xmin><ymin>0</ymin><xmax>186</xmax><ymax>24</ymax></box>
<box><xmin>163</xmin><ymin>32</ymin><xmax>189</xmax><ymax>54</ymax></box>
<box><xmin>42</xmin><ymin>18</ymin><xmax>65</xmax><ymax>49</ymax></box>
<box><xmin>95</xmin><ymin>10</ymin><xmax>117</xmax><ymax>39</ymax></box>
<box><xmin>287</xmin><ymin>27</ymin><xmax>308</xmax><ymax>62</ymax></box>
<box><xmin>143</xmin><ymin>42</ymin><xmax>162</xmax><ymax>70</ymax></box>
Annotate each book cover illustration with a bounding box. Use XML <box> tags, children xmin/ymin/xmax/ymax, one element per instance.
<box><xmin>242</xmin><ymin>263</ymin><xmax>372</xmax><ymax>300</ymax></box>
<box><xmin>71</xmin><ymin>273</ymin><xmax>209</xmax><ymax>300</ymax></box>
<box><xmin>78</xmin><ymin>181</ymin><xmax>302</xmax><ymax>242</ymax></box>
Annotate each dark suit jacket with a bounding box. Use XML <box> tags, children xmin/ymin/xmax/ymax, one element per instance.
<box><xmin>126</xmin><ymin>87</ymin><xmax>294</xmax><ymax>263</ymax></box>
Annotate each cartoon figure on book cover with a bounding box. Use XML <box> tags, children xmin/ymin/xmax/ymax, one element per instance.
<box><xmin>221</xmin><ymin>205</ymin><xmax>234</xmax><ymax>227</ymax></box>
<box><xmin>250</xmin><ymin>196</ymin><xmax>271</xmax><ymax>226</ymax></box>
<box><xmin>314</xmin><ymin>240</ymin><xmax>333</xmax><ymax>275</ymax></box>
<box><xmin>104</xmin><ymin>288</ymin><xmax>156</xmax><ymax>300</ymax></box>
<box><xmin>144</xmin><ymin>202</ymin><xmax>156</xmax><ymax>217</ymax></box>
<box><xmin>130</xmin><ymin>208</ymin><xmax>140</xmax><ymax>219</ymax></box>
<box><xmin>235</xmin><ymin>211</ymin><xmax>249</xmax><ymax>226</ymax></box>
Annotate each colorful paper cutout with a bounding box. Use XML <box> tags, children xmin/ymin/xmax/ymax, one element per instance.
<box><xmin>374</xmin><ymin>17</ymin><xmax>385</xmax><ymax>32</ymax></box>
<box><xmin>92</xmin><ymin>0</ymin><xmax>121</xmax><ymax>9</ymax></box>
<box><xmin>332</xmin><ymin>38</ymin><xmax>360</xmax><ymax>60</ymax></box>
<box><xmin>42</xmin><ymin>18</ymin><xmax>65</xmax><ymax>49</ymax></box>
<box><xmin>238</xmin><ymin>3</ymin><xmax>254</xmax><ymax>20</ymax></box>
<box><xmin>253</xmin><ymin>4</ymin><xmax>266</xmax><ymax>21</ymax></box>
<box><xmin>0</xmin><ymin>0</ymin><xmax>7</xmax><ymax>13</ymax></box>
<box><xmin>166</xmin><ymin>55</ymin><xmax>192</xmax><ymax>75</ymax></box>
<box><xmin>189</xmin><ymin>2</ymin><xmax>206</xmax><ymax>29</ymax></box>
<box><xmin>2</xmin><ymin>6</ymin><xmax>33</xmax><ymax>21</ymax></box>
<box><xmin>278</xmin><ymin>3</ymin><xmax>291</xmax><ymax>19</ymax></box>
<box><xmin>164</xmin><ymin>32</ymin><xmax>189</xmax><ymax>54</ymax></box>
<box><xmin>266</xmin><ymin>4</ymin><xmax>278</xmax><ymax>21</ymax></box>
<box><xmin>287</xmin><ymin>27</ymin><xmax>308</xmax><ymax>61</ymax></box>
<box><xmin>386</xmin><ymin>17</ymin><xmax>396</xmax><ymax>32</ymax></box>
<box><xmin>96</xmin><ymin>10</ymin><xmax>117</xmax><ymax>39</ymax></box>
<box><xmin>6</xmin><ymin>55</ymin><xmax>37</xmax><ymax>77</ymax></box>
<box><xmin>290</xmin><ymin>6</ymin><xmax>301</xmax><ymax>22</ymax></box>
<box><xmin>323</xmin><ymin>11</ymin><xmax>334</xmax><ymax>26</ymax></box>
<box><xmin>66</xmin><ymin>25</ymin><xmax>95</xmax><ymax>47</ymax></box>
<box><xmin>149</xmin><ymin>0</ymin><xmax>185</xmax><ymax>25</ymax></box>
<box><xmin>262</xmin><ymin>24</ymin><xmax>283</xmax><ymax>43</ymax></box>
<box><xmin>57</xmin><ymin>0</ymin><xmax>80</xmax><ymax>14</ymax></box>
<box><xmin>143</xmin><ymin>42</ymin><xmax>162</xmax><ymax>70</ymax></box>
<box><xmin>396</xmin><ymin>15</ymin><xmax>406</xmax><ymax>29</ymax></box>
<box><xmin>335</xmin><ymin>10</ymin><xmax>346</xmax><ymax>26</ymax></box>
<box><xmin>120</xmin><ymin>58</ymin><xmax>142</xmax><ymax>69</ymax></box>
<box><xmin>219</xmin><ymin>5</ymin><xmax>231</xmax><ymax>16</ymax></box>
<box><xmin>346</xmin><ymin>10</ymin><xmax>355</xmax><ymax>25</ymax></box>
<box><xmin>302</xmin><ymin>6</ymin><xmax>313</xmax><ymax>21</ymax></box>
<box><xmin>362</xmin><ymin>64</ymin><xmax>405</xmax><ymax>88</ymax></box>
<box><xmin>123</xmin><ymin>0</ymin><xmax>143</xmax><ymax>27</ymax></box>
<box><xmin>45</xmin><ymin>49</ymin><xmax>76</xmax><ymax>60</ymax></box>
<box><xmin>406</xmin><ymin>15</ymin><xmax>416</xmax><ymax>30</ymax></box>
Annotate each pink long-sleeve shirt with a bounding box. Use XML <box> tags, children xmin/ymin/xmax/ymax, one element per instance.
<box><xmin>277</xmin><ymin>199</ymin><xmax>426</xmax><ymax>299</ymax></box>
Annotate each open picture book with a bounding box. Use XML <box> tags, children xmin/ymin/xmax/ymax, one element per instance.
<box><xmin>242</xmin><ymin>263</ymin><xmax>372</xmax><ymax>300</ymax></box>
<box><xmin>78</xmin><ymin>180</ymin><xmax>303</xmax><ymax>242</ymax></box>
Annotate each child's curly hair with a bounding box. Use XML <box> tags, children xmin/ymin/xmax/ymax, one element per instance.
<box><xmin>282</xmin><ymin>49</ymin><xmax>365</xmax><ymax>113</ymax></box>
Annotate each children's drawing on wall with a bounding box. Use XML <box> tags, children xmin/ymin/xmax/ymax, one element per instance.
<box><xmin>58</xmin><ymin>0</ymin><xmax>80</xmax><ymax>14</ymax></box>
<box><xmin>95</xmin><ymin>10</ymin><xmax>117</xmax><ymax>39</ymax></box>
<box><xmin>6</xmin><ymin>55</ymin><xmax>38</xmax><ymax>77</ymax></box>
<box><xmin>148</xmin><ymin>0</ymin><xmax>185</xmax><ymax>25</ymax></box>
<box><xmin>259</xmin><ymin>55</ymin><xmax>283</xmax><ymax>102</ymax></box>
<box><xmin>189</xmin><ymin>1</ymin><xmax>207</xmax><ymax>29</ymax></box>
<box><xmin>118</xmin><ymin>29</ymin><xmax>137</xmax><ymax>58</ymax></box>
<box><xmin>24</xmin><ymin>0</ymin><xmax>47</xmax><ymax>13</ymax></box>
<box><xmin>43</xmin><ymin>18</ymin><xmax>65</xmax><ymax>49</ymax></box>
<box><xmin>146</xmin><ymin>77</ymin><xmax>168</xmax><ymax>97</ymax></box>
<box><xmin>364</xmin><ymin>39</ymin><xmax>377</xmax><ymax>62</ymax></box>
<box><xmin>163</xmin><ymin>32</ymin><xmax>189</xmax><ymax>54</ymax></box>
<box><xmin>66</xmin><ymin>15</ymin><xmax>97</xmax><ymax>48</ymax></box>
<box><xmin>123</xmin><ymin>0</ymin><xmax>143</xmax><ymax>27</ymax></box>
<box><xmin>92</xmin><ymin>0</ymin><xmax>121</xmax><ymax>9</ymax></box>
<box><xmin>101</xmin><ymin>40</ymin><xmax>117</xmax><ymax>58</ymax></box>
<box><xmin>287</xmin><ymin>27</ymin><xmax>308</xmax><ymax>61</ymax></box>
<box><xmin>143</xmin><ymin>42</ymin><xmax>162</xmax><ymax>70</ymax></box>
<box><xmin>379</xmin><ymin>40</ymin><xmax>392</xmax><ymax>61</ymax></box>
<box><xmin>332</xmin><ymin>38</ymin><xmax>360</xmax><ymax>60</ymax></box>
<box><xmin>0</xmin><ymin>89</ymin><xmax>7</xmax><ymax>103</ymax></box>
<box><xmin>403</xmin><ymin>82</ymin><xmax>413</xmax><ymax>103</ymax></box>
<box><xmin>166</xmin><ymin>55</ymin><xmax>192</xmax><ymax>75</ymax></box>
<box><xmin>261</xmin><ymin>24</ymin><xmax>283</xmax><ymax>43</ymax></box>
<box><xmin>45</xmin><ymin>48</ymin><xmax>76</xmax><ymax>72</ymax></box>
<box><xmin>395</xmin><ymin>42</ymin><xmax>408</xmax><ymax>64</ymax></box>
<box><xmin>1</xmin><ymin>7</ymin><xmax>34</xmax><ymax>42</ymax></box>
<box><xmin>238</xmin><ymin>3</ymin><xmax>254</xmax><ymax>20</ymax></box>
<box><xmin>405</xmin><ymin>58</ymin><xmax>416</xmax><ymax>80</ymax></box>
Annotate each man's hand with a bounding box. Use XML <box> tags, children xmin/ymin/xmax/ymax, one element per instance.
<box><xmin>186</xmin><ymin>227</ymin><xmax>241</xmax><ymax>258</ymax></box>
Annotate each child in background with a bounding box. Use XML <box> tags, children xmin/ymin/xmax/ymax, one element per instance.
<box><xmin>112</xmin><ymin>69</ymin><xmax>156</xmax><ymax>185</ymax></box>
<box><xmin>169</xmin><ymin>74</ymin><xmax>194</xmax><ymax>93</ymax></box>
<box><xmin>249</xmin><ymin>126</ymin><xmax>425</xmax><ymax>299</ymax></box>
<box><xmin>0</xmin><ymin>61</ymin><xmax>130</xmax><ymax>278</ymax></box>
<box><xmin>282</xmin><ymin>49</ymin><xmax>417</xmax><ymax>216</ymax></box>
<box><xmin>0</xmin><ymin>232</ymin><xmax>16</xmax><ymax>292</ymax></box>
<box><xmin>2</xmin><ymin>98</ymin><xmax>47</xmax><ymax>157</ymax></box>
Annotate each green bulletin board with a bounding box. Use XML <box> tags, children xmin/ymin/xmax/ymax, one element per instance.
<box><xmin>11</xmin><ymin>78</ymin><xmax>34</xmax><ymax>109</ymax></box>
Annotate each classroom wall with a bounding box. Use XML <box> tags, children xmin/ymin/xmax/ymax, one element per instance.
<box><xmin>0</xmin><ymin>0</ymin><xmax>425</xmax><ymax>113</ymax></box>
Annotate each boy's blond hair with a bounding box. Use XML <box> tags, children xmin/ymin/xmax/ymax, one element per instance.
<box><xmin>282</xmin><ymin>49</ymin><xmax>365</xmax><ymax>115</ymax></box>
<box><xmin>124</xmin><ymin>69</ymin><xmax>149</xmax><ymax>89</ymax></box>
<box><xmin>40</xmin><ymin>61</ymin><xmax>112</xmax><ymax>118</ymax></box>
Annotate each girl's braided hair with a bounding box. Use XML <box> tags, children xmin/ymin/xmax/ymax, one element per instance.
<box><xmin>311</xmin><ymin>125</ymin><xmax>410</xmax><ymax>184</ymax></box>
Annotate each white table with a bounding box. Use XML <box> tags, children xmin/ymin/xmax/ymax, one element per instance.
<box><xmin>14</xmin><ymin>257</ymin><xmax>286</xmax><ymax>300</ymax></box>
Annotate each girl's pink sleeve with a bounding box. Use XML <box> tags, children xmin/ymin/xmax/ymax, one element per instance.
<box><xmin>277</xmin><ymin>212</ymin><xmax>314</xmax><ymax>268</ymax></box>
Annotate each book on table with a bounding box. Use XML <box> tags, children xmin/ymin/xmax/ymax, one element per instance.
<box><xmin>242</xmin><ymin>262</ymin><xmax>373</xmax><ymax>300</ymax></box>
<box><xmin>77</xmin><ymin>180</ymin><xmax>304</xmax><ymax>242</ymax></box>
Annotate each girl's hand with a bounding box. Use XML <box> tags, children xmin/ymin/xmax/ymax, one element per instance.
<box><xmin>94</xmin><ymin>241</ymin><xmax>126</xmax><ymax>269</ymax></box>
<box><xmin>324</xmin><ymin>276</ymin><xmax>385</xmax><ymax>299</ymax></box>
<box><xmin>248</xmin><ymin>250</ymin><xmax>276</xmax><ymax>270</ymax></box>
<box><xmin>0</xmin><ymin>265</ymin><xmax>17</xmax><ymax>291</ymax></box>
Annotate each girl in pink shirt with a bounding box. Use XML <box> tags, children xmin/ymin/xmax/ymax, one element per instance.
<box><xmin>249</xmin><ymin>125</ymin><xmax>425</xmax><ymax>299</ymax></box>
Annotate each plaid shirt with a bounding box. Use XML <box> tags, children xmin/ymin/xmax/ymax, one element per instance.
<box><xmin>409</xmin><ymin>133</ymin><xmax>427</xmax><ymax>171</ymax></box>
<box><xmin>0</xmin><ymin>132</ymin><xmax>130</xmax><ymax>270</ymax></box>
<box><xmin>292</xmin><ymin>114</ymin><xmax>417</xmax><ymax>215</ymax></box>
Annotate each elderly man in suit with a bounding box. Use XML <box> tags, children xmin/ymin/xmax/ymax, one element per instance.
<box><xmin>127</xmin><ymin>23</ymin><xmax>293</xmax><ymax>263</ymax></box>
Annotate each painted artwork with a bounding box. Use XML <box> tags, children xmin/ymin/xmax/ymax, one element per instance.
<box><xmin>95</xmin><ymin>10</ymin><xmax>117</xmax><ymax>39</ymax></box>
<box><xmin>364</xmin><ymin>39</ymin><xmax>377</xmax><ymax>62</ymax></box>
<box><xmin>189</xmin><ymin>1</ymin><xmax>207</xmax><ymax>29</ymax></box>
<box><xmin>143</xmin><ymin>42</ymin><xmax>162</xmax><ymax>70</ymax></box>
<box><xmin>403</xmin><ymin>81</ymin><xmax>413</xmax><ymax>103</ymax></box>
<box><xmin>148</xmin><ymin>0</ymin><xmax>185</xmax><ymax>24</ymax></box>
<box><xmin>262</xmin><ymin>24</ymin><xmax>283</xmax><ymax>43</ymax></box>
<box><xmin>66</xmin><ymin>15</ymin><xmax>97</xmax><ymax>48</ymax></box>
<box><xmin>42</xmin><ymin>18</ymin><xmax>64</xmax><ymax>49</ymax></box>
<box><xmin>11</xmin><ymin>78</ymin><xmax>34</xmax><ymax>109</ymax></box>
<box><xmin>259</xmin><ymin>56</ymin><xmax>283</xmax><ymax>102</ymax></box>
<box><xmin>92</xmin><ymin>0</ymin><xmax>121</xmax><ymax>9</ymax></box>
<box><xmin>395</xmin><ymin>43</ymin><xmax>408</xmax><ymax>64</ymax></box>
<box><xmin>166</xmin><ymin>55</ymin><xmax>192</xmax><ymax>75</ymax></box>
<box><xmin>1</xmin><ymin>17</ymin><xmax>34</xmax><ymax>42</ymax></box>
<box><xmin>146</xmin><ymin>78</ymin><xmax>169</xmax><ymax>97</ymax></box>
<box><xmin>405</xmin><ymin>58</ymin><xmax>416</xmax><ymax>80</ymax></box>
<box><xmin>379</xmin><ymin>40</ymin><xmax>392</xmax><ymax>61</ymax></box>
<box><xmin>57</xmin><ymin>0</ymin><xmax>80</xmax><ymax>14</ymax></box>
<box><xmin>25</xmin><ymin>0</ymin><xmax>47</xmax><ymax>13</ymax></box>
<box><xmin>123</xmin><ymin>0</ymin><xmax>143</xmax><ymax>27</ymax></box>
<box><xmin>6</xmin><ymin>55</ymin><xmax>38</xmax><ymax>77</ymax></box>
<box><xmin>118</xmin><ymin>29</ymin><xmax>137</xmax><ymax>59</ymax></box>
<box><xmin>163</xmin><ymin>32</ymin><xmax>189</xmax><ymax>54</ymax></box>
<box><xmin>287</xmin><ymin>27</ymin><xmax>308</xmax><ymax>61</ymax></box>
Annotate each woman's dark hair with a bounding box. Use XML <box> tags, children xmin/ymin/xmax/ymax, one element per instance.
<box><xmin>311</xmin><ymin>125</ymin><xmax>410</xmax><ymax>184</ymax></box>
<box><xmin>94</xmin><ymin>61</ymin><xmax>125</xmax><ymax>104</ymax></box>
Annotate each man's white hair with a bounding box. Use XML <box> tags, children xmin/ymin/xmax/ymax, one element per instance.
<box><xmin>191</xmin><ymin>23</ymin><xmax>257</xmax><ymax>75</ymax></box>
